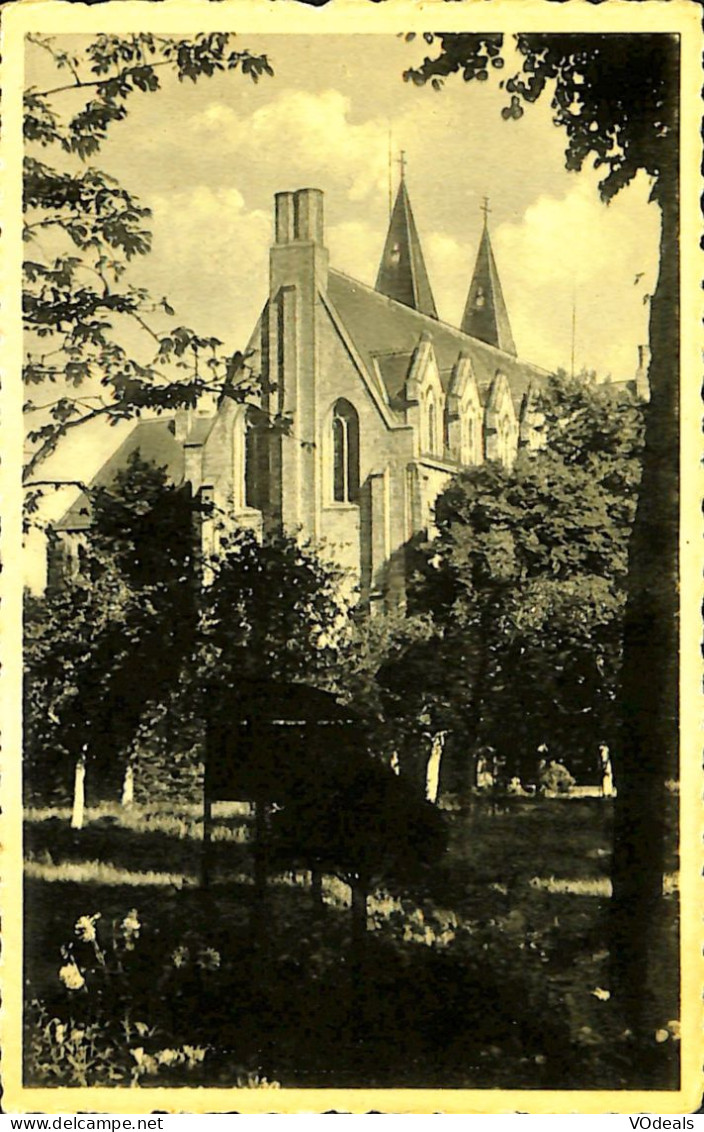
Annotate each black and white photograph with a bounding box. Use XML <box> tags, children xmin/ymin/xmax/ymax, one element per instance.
<box><xmin>2</xmin><ymin>0</ymin><xmax>701</xmax><ymax>1113</ymax></box>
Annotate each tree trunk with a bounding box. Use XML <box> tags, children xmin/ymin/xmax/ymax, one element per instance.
<box><xmin>70</xmin><ymin>753</ymin><xmax>86</xmax><ymax>830</ymax></box>
<box><xmin>461</xmin><ymin>603</ymin><xmax>494</xmax><ymax>796</ymax></box>
<box><xmin>121</xmin><ymin>763</ymin><xmax>134</xmax><ymax>807</ymax></box>
<box><xmin>425</xmin><ymin>731</ymin><xmax>446</xmax><ymax>804</ymax></box>
<box><xmin>351</xmin><ymin>878</ymin><xmax>368</xmax><ymax>947</ymax></box>
<box><xmin>609</xmin><ymin>180</ymin><xmax>679</xmax><ymax>1029</ymax></box>
<box><xmin>252</xmin><ymin>798</ymin><xmax>268</xmax><ymax>917</ymax></box>
<box><xmin>311</xmin><ymin>867</ymin><xmax>324</xmax><ymax>910</ymax></box>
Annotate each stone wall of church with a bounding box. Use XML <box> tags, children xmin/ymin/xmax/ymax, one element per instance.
<box><xmin>412</xmin><ymin>459</ymin><xmax>455</xmax><ymax>535</ymax></box>
<box><xmin>315</xmin><ymin>306</ymin><xmax>414</xmax><ymax>602</ymax></box>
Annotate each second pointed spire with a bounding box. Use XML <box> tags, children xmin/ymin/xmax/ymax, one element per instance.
<box><xmin>461</xmin><ymin>203</ymin><xmax>517</xmax><ymax>355</ymax></box>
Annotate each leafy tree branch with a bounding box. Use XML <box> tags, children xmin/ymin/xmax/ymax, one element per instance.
<box><xmin>23</xmin><ymin>33</ymin><xmax>275</xmax><ymax>489</ymax></box>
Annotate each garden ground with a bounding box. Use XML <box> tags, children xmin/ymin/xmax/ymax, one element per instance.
<box><xmin>23</xmin><ymin>795</ymin><xmax>679</xmax><ymax>1090</ymax></box>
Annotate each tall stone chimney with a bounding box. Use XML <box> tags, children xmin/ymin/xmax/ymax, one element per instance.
<box><xmin>265</xmin><ymin>189</ymin><xmax>328</xmax><ymax>539</ymax></box>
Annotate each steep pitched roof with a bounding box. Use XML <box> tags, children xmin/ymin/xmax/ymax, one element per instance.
<box><xmin>328</xmin><ymin>269</ymin><xmax>546</xmax><ymax>412</ymax></box>
<box><xmin>374</xmin><ymin>179</ymin><xmax>438</xmax><ymax>319</ymax></box>
<box><xmin>54</xmin><ymin>418</ymin><xmax>186</xmax><ymax>532</ymax></box>
<box><xmin>461</xmin><ymin>222</ymin><xmax>517</xmax><ymax>356</ymax></box>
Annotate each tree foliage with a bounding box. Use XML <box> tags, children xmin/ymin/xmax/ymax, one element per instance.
<box><xmin>404</xmin><ymin>33</ymin><xmax>678</xmax><ymax>204</ymax></box>
<box><xmin>270</xmin><ymin>750</ymin><xmax>446</xmax><ymax>939</ymax></box>
<box><xmin>407</xmin><ymin>375</ymin><xmax>644</xmax><ymax>785</ymax></box>
<box><xmin>23</xmin><ymin>454</ymin><xmax>198</xmax><ymax>801</ymax></box>
<box><xmin>23</xmin><ymin>33</ymin><xmax>275</xmax><ymax>491</ymax></box>
<box><xmin>197</xmin><ymin>526</ymin><xmax>351</xmax><ymax>692</ymax></box>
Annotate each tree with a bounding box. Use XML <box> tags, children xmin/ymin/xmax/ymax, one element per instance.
<box><xmin>405</xmin><ymin>31</ymin><xmax>680</xmax><ymax>1026</ymax></box>
<box><xmin>192</xmin><ymin>526</ymin><xmax>359</xmax><ymax>907</ymax></box>
<box><xmin>342</xmin><ymin>607</ymin><xmax>471</xmax><ymax>796</ymax></box>
<box><xmin>22</xmin><ymin>32</ymin><xmax>275</xmax><ymax>507</ymax></box>
<box><xmin>410</xmin><ymin>376</ymin><xmax>643</xmax><ymax>794</ymax></box>
<box><xmin>196</xmin><ymin>525</ymin><xmax>352</xmax><ymax>692</ymax></box>
<box><xmin>25</xmin><ymin>473</ymin><xmax>358</xmax><ymax>821</ymax></box>
<box><xmin>23</xmin><ymin>455</ymin><xmax>198</xmax><ymax>821</ymax></box>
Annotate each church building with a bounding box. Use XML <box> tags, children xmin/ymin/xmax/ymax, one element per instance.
<box><xmin>52</xmin><ymin>175</ymin><xmax>556</xmax><ymax>607</ymax></box>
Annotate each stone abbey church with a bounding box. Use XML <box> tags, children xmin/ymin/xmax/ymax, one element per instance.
<box><xmin>52</xmin><ymin>177</ymin><xmax>644</xmax><ymax>606</ymax></box>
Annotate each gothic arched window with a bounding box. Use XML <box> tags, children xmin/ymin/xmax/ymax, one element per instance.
<box><xmin>425</xmin><ymin>390</ymin><xmax>441</xmax><ymax>456</ymax></box>
<box><xmin>428</xmin><ymin>400</ymin><xmax>437</xmax><ymax>455</ymax></box>
<box><xmin>244</xmin><ymin>407</ymin><xmax>266</xmax><ymax>510</ymax></box>
<box><xmin>464</xmin><ymin>416</ymin><xmax>475</xmax><ymax>464</ymax></box>
<box><xmin>331</xmin><ymin>399</ymin><xmax>360</xmax><ymax>503</ymax></box>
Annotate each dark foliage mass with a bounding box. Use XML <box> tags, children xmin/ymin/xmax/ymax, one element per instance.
<box><xmin>269</xmin><ymin>745</ymin><xmax>447</xmax><ymax>934</ymax></box>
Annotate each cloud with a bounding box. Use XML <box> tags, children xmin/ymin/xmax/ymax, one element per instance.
<box><xmin>187</xmin><ymin>89</ymin><xmax>389</xmax><ymax>203</ymax></box>
<box><xmin>142</xmin><ymin>186</ymin><xmax>271</xmax><ymax>348</ymax></box>
<box><xmin>327</xmin><ymin>220</ymin><xmax>383</xmax><ymax>286</ymax></box>
<box><xmin>496</xmin><ymin>174</ymin><xmax>658</xmax><ymax>291</ymax></box>
<box><xmin>493</xmin><ymin>173</ymin><xmax>660</xmax><ymax>377</ymax></box>
<box><xmin>424</xmin><ymin>232</ymin><xmax>473</xmax><ymax>328</ymax></box>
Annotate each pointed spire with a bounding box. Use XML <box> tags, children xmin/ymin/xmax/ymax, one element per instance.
<box><xmin>461</xmin><ymin>200</ymin><xmax>517</xmax><ymax>356</ymax></box>
<box><xmin>375</xmin><ymin>159</ymin><xmax>438</xmax><ymax>320</ymax></box>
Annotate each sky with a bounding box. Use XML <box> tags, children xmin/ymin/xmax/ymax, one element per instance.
<box><xmin>23</xmin><ymin>31</ymin><xmax>661</xmax><ymax>586</ymax></box>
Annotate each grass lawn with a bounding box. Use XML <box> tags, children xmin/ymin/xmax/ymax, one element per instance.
<box><xmin>22</xmin><ymin>795</ymin><xmax>680</xmax><ymax>1091</ymax></box>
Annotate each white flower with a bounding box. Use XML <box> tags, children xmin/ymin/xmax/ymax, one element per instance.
<box><xmin>58</xmin><ymin>962</ymin><xmax>85</xmax><ymax>991</ymax></box>
<box><xmin>655</xmin><ymin>1028</ymin><xmax>669</xmax><ymax>1043</ymax></box>
<box><xmin>120</xmin><ymin>909</ymin><xmax>141</xmax><ymax>950</ymax></box>
<box><xmin>182</xmin><ymin>1044</ymin><xmax>207</xmax><ymax>1066</ymax></box>
<box><xmin>667</xmin><ymin>1019</ymin><xmax>681</xmax><ymax>1041</ymax></box>
<box><xmin>156</xmin><ymin>1048</ymin><xmax>179</xmax><ymax>1066</ymax></box>
<box><xmin>74</xmin><ymin>913</ymin><xmax>101</xmax><ymax>943</ymax></box>
<box><xmin>197</xmin><ymin>947</ymin><xmax>221</xmax><ymax>971</ymax></box>
<box><xmin>122</xmin><ymin>909</ymin><xmax>140</xmax><ymax>936</ymax></box>
<box><xmin>591</xmin><ymin>987</ymin><xmax>611</xmax><ymax>1001</ymax></box>
<box><xmin>171</xmin><ymin>945</ymin><xmax>190</xmax><ymax>969</ymax></box>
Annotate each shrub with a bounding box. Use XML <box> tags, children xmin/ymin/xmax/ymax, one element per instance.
<box><xmin>24</xmin><ymin>906</ymin><xmax>279</xmax><ymax>1088</ymax></box>
<box><xmin>538</xmin><ymin>760</ymin><xmax>576</xmax><ymax>795</ymax></box>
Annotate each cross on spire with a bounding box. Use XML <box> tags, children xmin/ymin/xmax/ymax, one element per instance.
<box><xmin>397</xmin><ymin>150</ymin><xmax>407</xmax><ymax>182</ymax></box>
<box><xmin>481</xmin><ymin>195</ymin><xmax>491</xmax><ymax>224</ymax></box>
